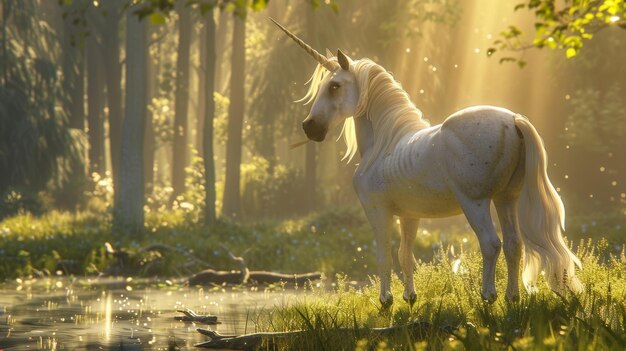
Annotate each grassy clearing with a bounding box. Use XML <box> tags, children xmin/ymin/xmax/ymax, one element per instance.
<box><xmin>253</xmin><ymin>245</ymin><xmax>626</xmax><ymax>350</ymax></box>
<box><xmin>0</xmin><ymin>207</ymin><xmax>382</xmax><ymax>280</ymax></box>
<box><xmin>1</xmin><ymin>205</ymin><xmax>623</xmax><ymax>281</ymax></box>
<box><xmin>1</xmin><ymin>206</ymin><xmax>626</xmax><ymax>349</ymax></box>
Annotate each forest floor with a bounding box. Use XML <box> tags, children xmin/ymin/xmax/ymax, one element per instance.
<box><xmin>1</xmin><ymin>206</ymin><xmax>625</xmax><ymax>349</ymax></box>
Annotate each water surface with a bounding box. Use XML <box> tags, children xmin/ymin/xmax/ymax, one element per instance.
<box><xmin>0</xmin><ymin>277</ymin><xmax>306</xmax><ymax>350</ymax></box>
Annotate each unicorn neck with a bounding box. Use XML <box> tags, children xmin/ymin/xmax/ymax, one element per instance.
<box><xmin>364</xmin><ymin>77</ymin><xmax>426</xmax><ymax>140</ymax></box>
<box><xmin>351</xmin><ymin>60</ymin><xmax>429</xmax><ymax>169</ymax></box>
<box><xmin>354</xmin><ymin>115</ymin><xmax>374</xmax><ymax>159</ymax></box>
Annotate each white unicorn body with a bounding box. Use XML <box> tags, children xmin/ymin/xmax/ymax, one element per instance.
<box><xmin>272</xmin><ymin>20</ymin><xmax>582</xmax><ymax>307</ymax></box>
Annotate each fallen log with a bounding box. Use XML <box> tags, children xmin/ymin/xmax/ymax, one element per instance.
<box><xmin>188</xmin><ymin>269</ymin><xmax>246</xmax><ymax>286</ymax></box>
<box><xmin>194</xmin><ymin>321</ymin><xmax>451</xmax><ymax>350</ymax></box>
<box><xmin>188</xmin><ymin>247</ymin><xmax>249</xmax><ymax>285</ymax></box>
<box><xmin>188</xmin><ymin>270</ymin><xmax>322</xmax><ymax>286</ymax></box>
<box><xmin>100</xmin><ymin>242</ymin><xmax>213</xmax><ymax>277</ymax></box>
<box><xmin>188</xmin><ymin>245</ymin><xmax>322</xmax><ymax>286</ymax></box>
<box><xmin>248</xmin><ymin>271</ymin><xmax>322</xmax><ymax>285</ymax></box>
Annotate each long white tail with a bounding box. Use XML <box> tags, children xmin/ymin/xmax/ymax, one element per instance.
<box><xmin>514</xmin><ymin>115</ymin><xmax>582</xmax><ymax>293</ymax></box>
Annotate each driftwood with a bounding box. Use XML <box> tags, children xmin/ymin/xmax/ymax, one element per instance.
<box><xmin>194</xmin><ymin>321</ymin><xmax>450</xmax><ymax>350</ymax></box>
<box><xmin>188</xmin><ymin>245</ymin><xmax>322</xmax><ymax>286</ymax></box>
<box><xmin>174</xmin><ymin>309</ymin><xmax>220</xmax><ymax>325</ymax></box>
<box><xmin>188</xmin><ymin>270</ymin><xmax>322</xmax><ymax>286</ymax></box>
<box><xmin>248</xmin><ymin>271</ymin><xmax>322</xmax><ymax>285</ymax></box>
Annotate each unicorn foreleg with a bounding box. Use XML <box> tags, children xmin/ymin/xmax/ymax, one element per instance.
<box><xmin>362</xmin><ymin>205</ymin><xmax>394</xmax><ymax>308</ymax></box>
<box><xmin>399</xmin><ymin>217</ymin><xmax>418</xmax><ymax>305</ymax></box>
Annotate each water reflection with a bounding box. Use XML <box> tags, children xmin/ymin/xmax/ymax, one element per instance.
<box><xmin>0</xmin><ymin>277</ymin><xmax>305</xmax><ymax>350</ymax></box>
<box><xmin>104</xmin><ymin>291</ymin><xmax>112</xmax><ymax>342</ymax></box>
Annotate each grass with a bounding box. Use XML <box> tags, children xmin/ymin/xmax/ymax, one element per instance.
<box><xmin>0</xmin><ymin>206</ymin><xmax>384</xmax><ymax>280</ymax></box>
<box><xmin>1</xmin><ymin>206</ymin><xmax>626</xmax><ymax>349</ymax></box>
<box><xmin>252</xmin><ymin>245</ymin><xmax>626</xmax><ymax>350</ymax></box>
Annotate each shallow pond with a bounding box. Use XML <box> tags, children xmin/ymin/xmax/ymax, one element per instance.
<box><xmin>0</xmin><ymin>277</ymin><xmax>307</xmax><ymax>350</ymax></box>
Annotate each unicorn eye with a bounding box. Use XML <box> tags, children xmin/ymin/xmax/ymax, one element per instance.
<box><xmin>329</xmin><ymin>82</ymin><xmax>341</xmax><ymax>91</ymax></box>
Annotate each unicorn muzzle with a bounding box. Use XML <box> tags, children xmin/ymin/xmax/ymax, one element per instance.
<box><xmin>302</xmin><ymin>118</ymin><xmax>327</xmax><ymax>142</ymax></box>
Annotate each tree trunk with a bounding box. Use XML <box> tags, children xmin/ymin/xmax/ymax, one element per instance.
<box><xmin>203</xmin><ymin>9</ymin><xmax>217</xmax><ymax>224</ymax></box>
<box><xmin>1</xmin><ymin>1</ymin><xmax>7</xmax><ymax>85</ymax></box>
<box><xmin>222</xmin><ymin>11</ymin><xmax>246</xmax><ymax>219</ymax></box>
<box><xmin>304</xmin><ymin>6</ymin><xmax>318</xmax><ymax>210</ymax></box>
<box><xmin>102</xmin><ymin>2</ymin><xmax>123</xmax><ymax>199</ymax></box>
<box><xmin>64</xmin><ymin>48</ymin><xmax>84</xmax><ymax>130</ymax></box>
<box><xmin>144</xmin><ymin>27</ymin><xmax>156</xmax><ymax>194</ymax></box>
<box><xmin>113</xmin><ymin>9</ymin><xmax>147</xmax><ymax>234</ymax></box>
<box><xmin>196</xmin><ymin>18</ymin><xmax>207</xmax><ymax>157</ymax></box>
<box><xmin>171</xmin><ymin>2</ymin><xmax>192</xmax><ymax>201</ymax></box>
<box><xmin>60</xmin><ymin>9</ymin><xmax>86</xmax><ymax>209</ymax></box>
<box><xmin>87</xmin><ymin>32</ymin><xmax>105</xmax><ymax>175</ymax></box>
<box><xmin>215</xmin><ymin>11</ymin><xmax>229</xmax><ymax>94</ymax></box>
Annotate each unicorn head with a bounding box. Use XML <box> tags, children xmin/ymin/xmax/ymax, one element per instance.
<box><xmin>300</xmin><ymin>49</ymin><xmax>359</xmax><ymax>142</ymax></box>
<box><xmin>272</xmin><ymin>19</ymin><xmax>359</xmax><ymax>142</ymax></box>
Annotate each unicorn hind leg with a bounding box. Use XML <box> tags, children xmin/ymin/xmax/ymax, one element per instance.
<box><xmin>494</xmin><ymin>196</ymin><xmax>523</xmax><ymax>301</ymax></box>
<box><xmin>457</xmin><ymin>196</ymin><xmax>502</xmax><ymax>302</ymax></box>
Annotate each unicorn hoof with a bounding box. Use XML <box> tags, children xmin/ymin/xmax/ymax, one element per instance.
<box><xmin>481</xmin><ymin>292</ymin><xmax>497</xmax><ymax>304</ymax></box>
<box><xmin>380</xmin><ymin>295</ymin><xmax>394</xmax><ymax>310</ymax></box>
<box><xmin>505</xmin><ymin>292</ymin><xmax>520</xmax><ymax>302</ymax></box>
<box><xmin>403</xmin><ymin>292</ymin><xmax>417</xmax><ymax>306</ymax></box>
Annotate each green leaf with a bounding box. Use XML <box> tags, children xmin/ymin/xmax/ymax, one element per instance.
<box><xmin>581</xmin><ymin>33</ymin><xmax>593</xmax><ymax>40</ymax></box>
<box><xmin>509</xmin><ymin>25</ymin><xmax>522</xmax><ymax>36</ymax></box>
<box><xmin>566</xmin><ymin>47</ymin><xmax>577</xmax><ymax>59</ymax></box>
<box><xmin>514</xmin><ymin>3</ymin><xmax>525</xmax><ymax>11</ymax></box>
<box><xmin>149</xmin><ymin>12</ymin><xmax>167</xmax><ymax>25</ymax></box>
<box><xmin>309</xmin><ymin>0</ymin><xmax>321</xmax><ymax>8</ymax></box>
<box><xmin>251</xmin><ymin>0</ymin><xmax>268</xmax><ymax>11</ymax></box>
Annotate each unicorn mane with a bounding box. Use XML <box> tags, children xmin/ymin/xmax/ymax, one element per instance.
<box><xmin>301</xmin><ymin>58</ymin><xmax>430</xmax><ymax>169</ymax></box>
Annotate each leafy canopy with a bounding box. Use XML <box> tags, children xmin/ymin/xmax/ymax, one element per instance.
<box><xmin>489</xmin><ymin>0</ymin><xmax>626</xmax><ymax>67</ymax></box>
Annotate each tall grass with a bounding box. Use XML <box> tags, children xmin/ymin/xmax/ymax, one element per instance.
<box><xmin>252</xmin><ymin>244</ymin><xmax>626</xmax><ymax>350</ymax></box>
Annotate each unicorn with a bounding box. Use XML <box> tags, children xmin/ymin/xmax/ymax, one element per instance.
<box><xmin>272</xmin><ymin>19</ymin><xmax>582</xmax><ymax>307</ymax></box>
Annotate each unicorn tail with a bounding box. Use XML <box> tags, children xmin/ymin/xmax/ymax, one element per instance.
<box><xmin>514</xmin><ymin>115</ymin><xmax>582</xmax><ymax>293</ymax></box>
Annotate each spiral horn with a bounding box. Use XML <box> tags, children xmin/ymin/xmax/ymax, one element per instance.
<box><xmin>270</xmin><ymin>18</ymin><xmax>338</xmax><ymax>71</ymax></box>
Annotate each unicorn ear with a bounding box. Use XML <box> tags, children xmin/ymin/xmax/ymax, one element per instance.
<box><xmin>337</xmin><ymin>49</ymin><xmax>351</xmax><ymax>70</ymax></box>
<box><xmin>325</xmin><ymin>48</ymin><xmax>333</xmax><ymax>58</ymax></box>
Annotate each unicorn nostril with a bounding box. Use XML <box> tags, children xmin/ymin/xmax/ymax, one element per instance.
<box><xmin>302</xmin><ymin>118</ymin><xmax>326</xmax><ymax>142</ymax></box>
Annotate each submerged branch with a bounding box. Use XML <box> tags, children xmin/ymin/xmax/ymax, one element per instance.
<box><xmin>194</xmin><ymin>321</ymin><xmax>451</xmax><ymax>350</ymax></box>
<box><xmin>175</xmin><ymin>309</ymin><xmax>220</xmax><ymax>325</ymax></box>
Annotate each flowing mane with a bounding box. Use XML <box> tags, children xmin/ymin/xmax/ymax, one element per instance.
<box><xmin>301</xmin><ymin>58</ymin><xmax>430</xmax><ymax>169</ymax></box>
